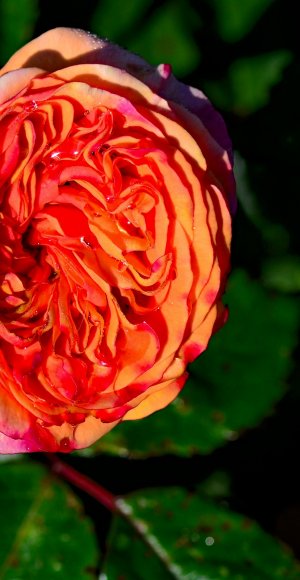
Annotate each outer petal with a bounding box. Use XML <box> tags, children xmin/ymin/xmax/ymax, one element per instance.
<box><xmin>0</xmin><ymin>27</ymin><xmax>149</xmax><ymax>77</ymax></box>
<box><xmin>0</xmin><ymin>28</ymin><xmax>234</xmax><ymax>195</ymax></box>
<box><xmin>0</xmin><ymin>433</ymin><xmax>37</xmax><ymax>454</ymax></box>
<box><xmin>157</xmin><ymin>74</ymin><xmax>234</xmax><ymax>165</ymax></box>
<box><xmin>0</xmin><ymin>387</ymin><xmax>55</xmax><ymax>453</ymax></box>
<box><xmin>124</xmin><ymin>374</ymin><xmax>187</xmax><ymax>420</ymax></box>
<box><xmin>0</xmin><ymin>67</ymin><xmax>45</xmax><ymax>104</ymax></box>
<box><xmin>47</xmin><ymin>417</ymin><xmax>119</xmax><ymax>452</ymax></box>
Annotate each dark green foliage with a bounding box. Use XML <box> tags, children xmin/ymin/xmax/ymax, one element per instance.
<box><xmin>104</xmin><ymin>487</ymin><xmax>300</xmax><ymax>578</ymax></box>
<box><xmin>0</xmin><ymin>0</ymin><xmax>38</xmax><ymax>63</ymax></box>
<box><xmin>0</xmin><ymin>462</ymin><xmax>98</xmax><ymax>578</ymax></box>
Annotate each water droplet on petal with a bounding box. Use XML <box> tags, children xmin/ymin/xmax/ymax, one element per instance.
<box><xmin>25</xmin><ymin>100</ymin><xmax>38</xmax><ymax>112</ymax></box>
<box><xmin>59</xmin><ymin>438</ymin><xmax>71</xmax><ymax>452</ymax></box>
<box><xmin>80</xmin><ymin>236</ymin><xmax>91</xmax><ymax>247</ymax></box>
<box><xmin>50</xmin><ymin>151</ymin><xmax>61</xmax><ymax>160</ymax></box>
<box><xmin>117</xmin><ymin>260</ymin><xmax>128</xmax><ymax>272</ymax></box>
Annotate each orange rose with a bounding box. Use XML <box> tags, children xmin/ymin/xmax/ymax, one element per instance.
<box><xmin>0</xmin><ymin>28</ymin><xmax>235</xmax><ymax>452</ymax></box>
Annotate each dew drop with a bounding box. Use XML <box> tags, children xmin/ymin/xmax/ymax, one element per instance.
<box><xmin>117</xmin><ymin>260</ymin><xmax>128</xmax><ymax>272</ymax></box>
<box><xmin>59</xmin><ymin>437</ymin><xmax>71</xmax><ymax>452</ymax></box>
<box><xmin>205</xmin><ymin>536</ymin><xmax>215</xmax><ymax>546</ymax></box>
<box><xmin>80</xmin><ymin>236</ymin><xmax>91</xmax><ymax>247</ymax></box>
<box><xmin>25</xmin><ymin>100</ymin><xmax>38</xmax><ymax>112</ymax></box>
<box><xmin>99</xmin><ymin>360</ymin><xmax>109</xmax><ymax>367</ymax></box>
<box><xmin>50</xmin><ymin>151</ymin><xmax>61</xmax><ymax>160</ymax></box>
<box><xmin>105</xmin><ymin>193</ymin><xmax>115</xmax><ymax>203</ymax></box>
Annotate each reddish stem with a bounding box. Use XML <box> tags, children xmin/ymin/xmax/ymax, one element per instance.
<box><xmin>47</xmin><ymin>453</ymin><xmax>117</xmax><ymax>512</ymax></box>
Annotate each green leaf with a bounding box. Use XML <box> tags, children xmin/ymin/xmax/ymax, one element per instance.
<box><xmin>0</xmin><ymin>0</ymin><xmax>38</xmax><ymax>65</ymax></box>
<box><xmin>0</xmin><ymin>461</ymin><xmax>98</xmax><ymax>579</ymax></box>
<box><xmin>127</xmin><ymin>1</ymin><xmax>200</xmax><ymax>77</ymax></box>
<box><xmin>206</xmin><ymin>51</ymin><xmax>292</xmax><ymax>115</ymax></box>
<box><xmin>102</xmin><ymin>487</ymin><xmax>300</xmax><ymax>579</ymax></box>
<box><xmin>211</xmin><ymin>0</ymin><xmax>274</xmax><ymax>43</ymax></box>
<box><xmin>81</xmin><ymin>269</ymin><xmax>299</xmax><ymax>458</ymax></box>
<box><xmin>263</xmin><ymin>256</ymin><xmax>300</xmax><ymax>293</ymax></box>
<box><xmin>234</xmin><ymin>151</ymin><xmax>290</xmax><ymax>255</ymax></box>
<box><xmin>91</xmin><ymin>0</ymin><xmax>152</xmax><ymax>42</ymax></box>
<box><xmin>0</xmin><ymin>454</ymin><xmax>22</xmax><ymax>464</ymax></box>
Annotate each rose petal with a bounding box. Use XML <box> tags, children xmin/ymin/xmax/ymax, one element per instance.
<box><xmin>0</xmin><ymin>27</ymin><xmax>148</xmax><ymax>76</ymax></box>
<box><xmin>124</xmin><ymin>373</ymin><xmax>187</xmax><ymax>420</ymax></box>
<box><xmin>0</xmin><ymin>27</ymin><xmax>233</xmax><ymax>178</ymax></box>
<box><xmin>0</xmin><ymin>28</ymin><xmax>235</xmax><ymax>453</ymax></box>
<box><xmin>0</xmin><ymin>67</ymin><xmax>44</xmax><ymax>105</ymax></box>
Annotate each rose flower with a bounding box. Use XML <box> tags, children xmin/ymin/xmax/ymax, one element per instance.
<box><xmin>0</xmin><ymin>28</ymin><xmax>235</xmax><ymax>453</ymax></box>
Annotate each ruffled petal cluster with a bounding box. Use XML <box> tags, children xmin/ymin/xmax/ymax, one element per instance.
<box><xmin>0</xmin><ymin>29</ymin><xmax>235</xmax><ymax>452</ymax></box>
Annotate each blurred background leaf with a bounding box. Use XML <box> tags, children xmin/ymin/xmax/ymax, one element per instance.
<box><xmin>91</xmin><ymin>0</ymin><xmax>152</xmax><ymax>42</ymax></box>
<box><xmin>0</xmin><ymin>0</ymin><xmax>38</xmax><ymax>63</ymax></box>
<box><xmin>263</xmin><ymin>256</ymin><xmax>300</xmax><ymax>294</ymax></box>
<box><xmin>92</xmin><ymin>0</ymin><xmax>200</xmax><ymax>76</ymax></box>
<box><xmin>206</xmin><ymin>50</ymin><xmax>292</xmax><ymax>115</ymax></box>
<box><xmin>211</xmin><ymin>0</ymin><xmax>274</xmax><ymax>42</ymax></box>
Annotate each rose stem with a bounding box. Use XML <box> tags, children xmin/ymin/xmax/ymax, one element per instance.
<box><xmin>46</xmin><ymin>454</ymin><xmax>175</xmax><ymax>570</ymax></box>
<box><xmin>47</xmin><ymin>453</ymin><xmax>116</xmax><ymax>512</ymax></box>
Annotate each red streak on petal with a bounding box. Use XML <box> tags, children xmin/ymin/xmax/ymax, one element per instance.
<box><xmin>205</xmin><ymin>289</ymin><xmax>218</xmax><ymax>305</ymax></box>
<box><xmin>182</xmin><ymin>342</ymin><xmax>205</xmax><ymax>364</ymax></box>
